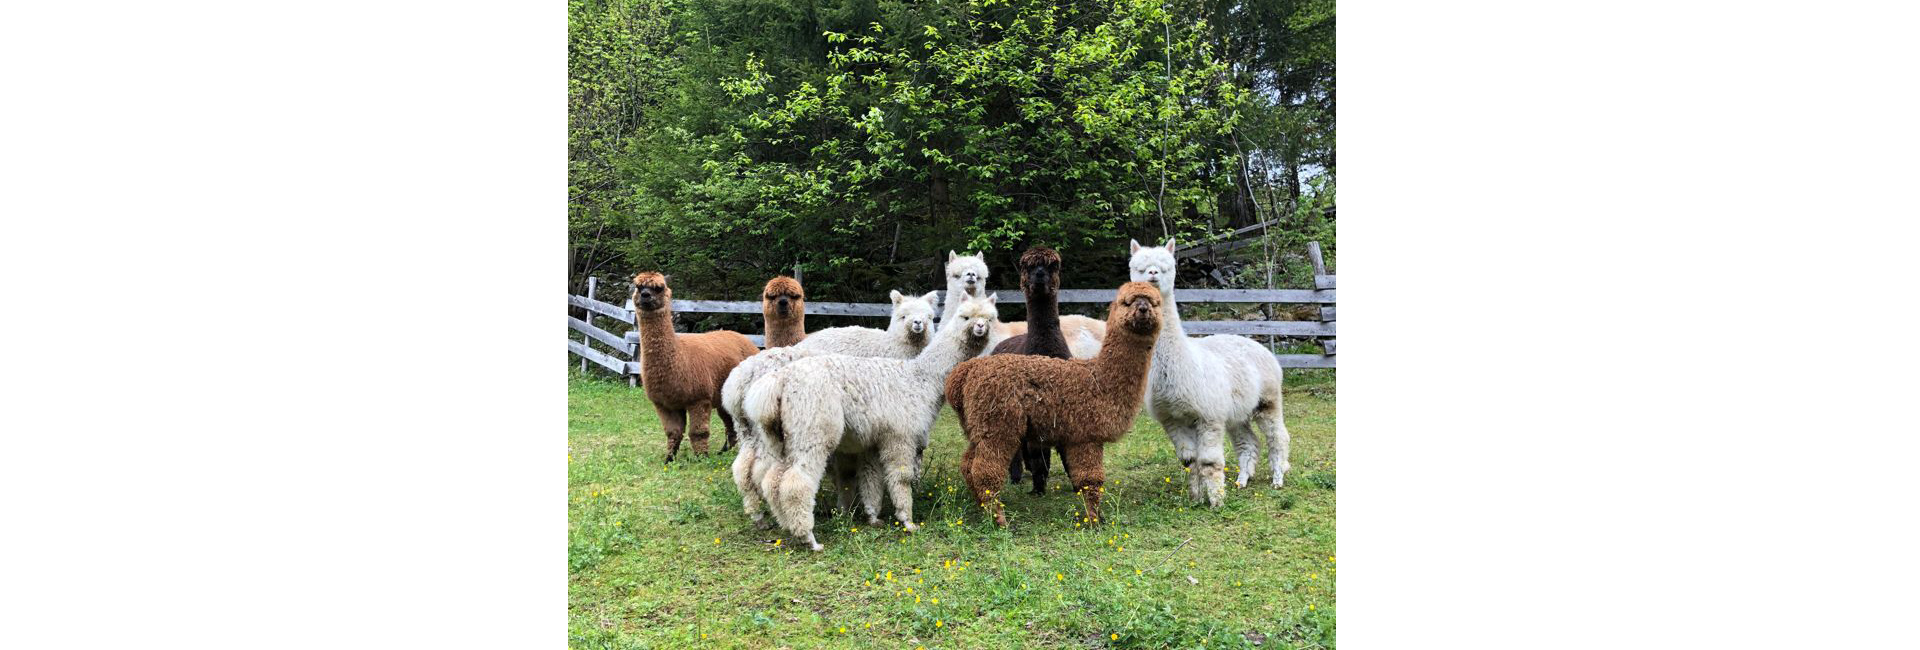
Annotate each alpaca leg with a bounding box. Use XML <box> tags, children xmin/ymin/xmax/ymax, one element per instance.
<box><xmin>731</xmin><ymin>437</ymin><xmax>768</xmax><ymax>527</ymax></box>
<box><xmin>1194</xmin><ymin>422</ymin><xmax>1229</xmax><ymax>508</ymax></box>
<box><xmin>656</xmin><ymin>404</ymin><xmax>687</xmax><ymax>463</ymax></box>
<box><xmin>1256</xmin><ymin>398</ymin><xmax>1292</xmax><ymax>489</ymax></box>
<box><xmin>1061</xmin><ymin>442</ymin><xmax>1107</xmax><ymax>524</ymax></box>
<box><xmin>961</xmin><ymin>437</ymin><xmax>1017</xmax><ymax>526</ymax></box>
<box><xmin>1006</xmin><ymin>451</ymin><xmax>1023</xmax><ymax>485</ymax></box>
<box><xmin>717</xmin><ymin>405</ymin><xmax>738</xmax><ymax>453</ymax></box>
<box><xmin>1229</xmin><ymin>422</ymin><xmax>1259</xmax><ymax>488</ymax></box>
<box><xmin>881</xmin><ymin>439</ymin><xmax>921</xmax><ymax>532</ymax></box>
<box><xmin>858</xmin><ymin>453</ymin><xmax>885</xmax><ymax>525</ymax></box>
<box><xmin>772</xmin><ymin>449</ymin><xmax>828</xmax><ymax>551</ymax></box>
<box><xmin>685</xmin><ymin>402</ymin><xmax>714</xmax><ymax>455</ymax></box>
<box><xmin>1025</xmin><ymin>438</ymin><xmax>1050</xmax><ymax>495</ymax></box>
<box><xmin>831</xmin><ymin>453</ymin><xmax>860</xmax><ymax>519</ymax></box>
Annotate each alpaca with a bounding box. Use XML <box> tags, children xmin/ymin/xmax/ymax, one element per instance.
<box><xmin>941</xmin><ymin>250</ymin><xmax>1109</xmax><ymax>356</ymax></box>
<box><xmin>724</xmin><ymin>289</ymin><xmax>939</xmax><ymax>529</ymax></box>
<box><xmin>795</xmin><ymin>290</ymin><xmax>937</xmax><ymax>358</ymax></box>
<box><xmin>946</xmin><ymin>282</ymin><xmax>1165</xmax><ymax>526</ymax></box>
<box><xmin>629</xmin><ymin>272</ymin><xmax>761</xmax><ymax>462</ymax></box>
<box><xmin>988</xmin><ymin>247</ymin><xmax>1075</xmax><ymax>495</ymax></box>
<box><xmin>1129</xmin><ymin>239</ymin><xmax>1291</xmax><ymax>506</ymax></box>
<box><xmin>760</xmin><ymin>275</ymin><xmax>807</xmax><ymax>348</ymax></box>
<box><xmin>745</xmin><ymin>293</ymin><xmax>1001</xmax><ymax>550</ymax></box>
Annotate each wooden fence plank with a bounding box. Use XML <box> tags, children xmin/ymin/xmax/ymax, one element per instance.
<box><xmin>569</xmin><ymin>294</ymin><xmax>631</xmax><ymax>322</ymax></box>
<box><xmin>623</xmin><ymin>332</ymin><xmax>769</xmax><ymax>347</ymax></box>
<box><xmin>976</xmin><ymin>288</ymin><xmax>1336</xmax><ymax>304</ymax></box>
<box><xmin>1275</xmin><ymin>354</ymin><xmax>1335</xmax><ymax>369</ymax></box>
<box><xmin>1181</xmin><ymin>321</ymin><xmax>1336</xmax><ymax>337</ymax></box>
<box><xmin>569</xmin><ymin>316</ymin><xmax>633</xmax><ymax>355</ymax></box>
<box><xmin>1314</xmin><ymin>275</ymin><xmax>1336</xmax><ymax>289</ymax></box>
<box><xmin>1307</xmin><ymin>241</ymin><xmax>1327</xmax><ymax>276</ymax></box>
<box><xmin>568</xmin><ymin>339</ymin><xmax>628</xmax><ymax>375</ymax></box>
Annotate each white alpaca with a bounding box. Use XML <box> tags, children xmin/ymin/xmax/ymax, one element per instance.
<box><xmin>940</xmin><ymin>250</ymin><xmax>1107</xmax><ymax>358</ymax></box>
<box><xmin>724</xmin><ymin>290</ymin><xmax>939</xmax><ymax>528</ymax></box>
<box><xmin>745</xmin><ymin>293</ymin><xmax>1000</xmax><ymax>550</ymax></box>
<box><xmin>1129</xmin><ymin>238</ymin><xmax>1291</xmax><ymax>507</ymax></box>
<box><xmin>798</xmin><ymin>290</ymin><xmax>937</xmax><ymax>358</ymax></box>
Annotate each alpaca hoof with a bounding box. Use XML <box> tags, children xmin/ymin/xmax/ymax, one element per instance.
<box><xmin>900</xmin><ymin>521</ymin><xmax>921</xmax><ymax>533</ymax></box>
<box><xmin>1235</xmin><ymin>477</ymin><xmax>1250</xmax><ymax>488</ymax></box>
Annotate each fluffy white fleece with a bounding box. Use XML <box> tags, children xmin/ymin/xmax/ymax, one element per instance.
<box><xmin>724</xmin><ymin>290</ymin><xmax>938</xmax><ymax>528</ymax></box>
<box><xmin>744</xmin><ymin>293</ymin><xmax>999</xmax><ymax>550</ymax></box>
<box><xmin>1129</xmin><ymin>238</ymin><xmax>1291</xmax><ymax>507</ymax></box>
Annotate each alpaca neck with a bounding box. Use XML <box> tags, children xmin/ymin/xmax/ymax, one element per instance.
<box><xmin>1092</xmin><ymin>329</ymin><xmax>1157</xmax><ymax>398</ymax></box>
<box><xmin>1151</xmin><ymin>286</ymin><xmax>1196</xmax><ymax>369</ymax></box>
<box><xmin>636</xmin><ymin>305</ymin><xmax>680</xmax><ymax>368</ymax></box>
<box><xmin>1025</xmin><ymin>288</ymin><xmax>1066</xmax><ymax>352</ymax></box>
<box><xmin>764</xmin><ymin>310</ymin><xmax>805</xmax><ymax>348</ymax></box>
<box><xmin>911</xmin><ymin>325</ymin><xmax>983</xmax><ymax>380</ymax></box>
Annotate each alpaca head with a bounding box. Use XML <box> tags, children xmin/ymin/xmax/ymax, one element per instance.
<box><xmin>762</xmin><ymin>276</ymin><xmax>805</xmax><ymax>319</ymax></box>
<box><xmin>631</xmin><ymin>272</ymin><xmax>672</xmax><ymax>312</ymax></box>
<box><xmin>1127</xmin><ymin>238</ymin><xmax>1178</xmax><ymax>295</ymax></box>
<box><xmin>889</xmin><ymin>289</ymin><xmax>940</xmax><ymax>339</ymax></box>
<box><xmin>1017</xmin><ymin>246</ymin><xmax>1062</xmax><ymax>298</ymax></box>
<box><xmin>951</xmin><ymin>292</ymin><xmax>1000</xmax><ymax>340</ymax></box>
<box><xmin>1110</xmin><ymin>282</ymin><xmax>1164</xmax><ymax>337</ymax></box>
<box><xmin>945</xmin><ymin>250</ymin><xmax>988</xmax><ymax>298</ymax></box>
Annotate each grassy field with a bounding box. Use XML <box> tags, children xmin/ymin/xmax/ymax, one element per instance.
<box><xmin>568</xmin><ymin>369</ymin><xmax>1335</xmax><ymax>649</ymax></box>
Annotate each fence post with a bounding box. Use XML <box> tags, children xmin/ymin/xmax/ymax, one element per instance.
<box><xmin>1306</xmin><ymin>242</ymin><xmax>1333</xmax><ymax>358</ymax></box>
<box><xmin>581</xmin><ymin>276</ymin><xmax>597</xmax><ymax>374</ymax></box>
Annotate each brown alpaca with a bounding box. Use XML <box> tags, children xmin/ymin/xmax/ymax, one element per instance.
<box><xmin>760</xmin><ymin>276</ymin><xmax>807</xmax><ymax>348</ymax></box>
<box><xmin>945</xmin><ymin>282</ymin><xmax>1164</xmax><ymax>526</ymax></box>
<box><xmin>631</xmin><ymin>272</ymin><xmax>760</xmax><ymax>462</ymax></box>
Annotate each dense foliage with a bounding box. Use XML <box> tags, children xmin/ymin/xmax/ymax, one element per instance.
<box><xmin>569</xmin><ymin>0</ymin><xmax>1333</xmax><ymax>302</ymax></box>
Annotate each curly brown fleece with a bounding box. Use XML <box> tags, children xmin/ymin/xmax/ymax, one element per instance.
<box><xmin>944</xmin><ymin>281</ymin><xmax>1164</xmax><ymax>525</ymax></box>
<box><xmin>632</xmin><ymin>272</ymin><xmax>761</xmax><ymax>462</ymax></box>
<box><xmin>760</xmin><ymin>276</ymin><xmax>807</xmax><ymax>348</ymax></box>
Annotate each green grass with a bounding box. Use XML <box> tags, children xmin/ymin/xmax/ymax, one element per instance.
<box><xmin>569</xmin><ymin>370</ymin><xmax>1336</xmax><ymax>649</ymax></box>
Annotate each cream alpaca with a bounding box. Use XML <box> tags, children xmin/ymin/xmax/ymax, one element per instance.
<box><xmin>744</xmin><ymin>294</ymin><xmax>1000</xmax><ymax>550</ymax></box>
<box><xmin>940</xmin><ymin>250</ymin><xmax>1107</xmax><ymax>357</ymax></box>
<box><xmin>724</xmin><ymin>290</ymin><xmax>939</xmax><ymax>529</ymax></box>
<box><xmin>1128</xmin><ymin>239</ymin><xmax>1291</xmax><ymax>506</ymax></box>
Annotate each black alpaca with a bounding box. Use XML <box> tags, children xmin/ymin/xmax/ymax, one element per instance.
<box><xmin>989</xmin><ymin>246</ymin><xmax>1072</xmax><ymax>494</ymax></box>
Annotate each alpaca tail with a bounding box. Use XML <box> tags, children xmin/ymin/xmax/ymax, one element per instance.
<box><xmin>743</xmin><ymin>367</ymin><xmax>788</xmax><ymax>456</ymax></box>
<box><xmin>943</xmin><ymin>362</ymin><xmax>972</xmax><ymax>427</ymax></box>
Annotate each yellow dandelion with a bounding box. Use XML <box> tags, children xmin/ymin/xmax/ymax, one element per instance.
<box><xmin>1056</xmin><ymin>573</ymin><xmax>1064</xmax><ymax>581</ymax></box>
<box><xmin>714</xmin><ymin>537</ymin><xmax>721</xmax><ymax>544</ymax></box>
<box><xmin>931</xmin><ymin>597</ymin><xmax>939</xmax><ymax>604</ymax></box>
<box><xmin>915</xmin><ymin>595</ymin><xmax>921</xmax><ymax>603</ymax></box>
<box><xmin>906</xmin><ymin>587</ymin><xmax>913</xmax><ymax>594</ymax></box>
<box><xmin>865</xmin><ymin>623</ymin><xmax>872</xmax><ymax>629</ymax></box>
<box><xmin>839</xmin><ymin>626</ymin><xmax>846</xmax><ymax>633</ymax></box>
<box><xmin>613</xmin><ymin>521</ymin><xmax>621</xmax><ymax>526</ymax></box>
<box><xmin>773</xmin><ymin>539</ymin><xmax>781</xmax><ymax>547</ymax></box>
<box><xmin>935</xmin><ymin>620</ymin><xmax>943</xmax><ymax>628</ymax></box>
<box><xmin>1136</xmin><ymin>569</ymin><xmax>1142</xmax><ymax>575</ymax></box>
<box><xmin>1111</xmin><ymin>633</ymin><xmax>1119</xmax><ymax>640</ymax></box>
<box><xmin>1309</xmin><ymin>573</ymin><xmax>1316</xmax><ymax>580</ymax></box>
<box><xmin>1309</xmin><ymin>604</ymin><xmax>1316</xmax><ymax>610</ymax></box>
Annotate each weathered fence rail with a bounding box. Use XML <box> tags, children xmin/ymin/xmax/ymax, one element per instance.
<box><xmin>569</xmin><ymin>242</ymin><xmax>1336</xmax><ymax>379</ymax></box>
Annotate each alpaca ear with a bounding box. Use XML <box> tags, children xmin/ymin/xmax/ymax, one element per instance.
<box><xmin>947</xmin><ymin>250</ymin><xmax>957</xmax><ymax>263</ymax></box>
<box><xmin>984</xmin><ymin>294</ymin><xmax>998</xmax><ymax>306</ymax></box>
<box><xmin>1162</xmin><ymin>238</ymin><xmax>1176</xmax><ymax>253</ymax></box>
<box><xmin>920</xmin><ymin>290</ymin><xmax>939</xmax><ymax>306</ymax></box>
<box><xmin>890</xmin><ymin>289</ymin><xmax>904</xmax><ymax>305</ymax></box>
<box><xmin>1129</xmin><ymin>239</ymin><xmax>1141</xmax><ymax>254</ymax></box>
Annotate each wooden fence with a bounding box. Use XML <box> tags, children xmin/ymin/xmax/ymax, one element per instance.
<box><xmin>569</xmin><ymin>243</ymin><xmax>1335</xmax><ymax>382</ymax></box>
